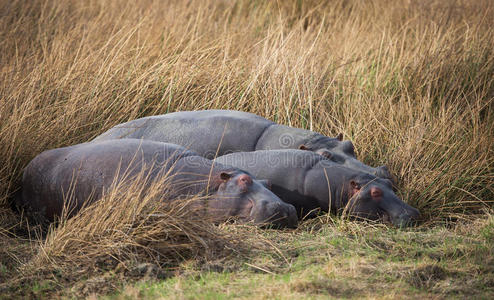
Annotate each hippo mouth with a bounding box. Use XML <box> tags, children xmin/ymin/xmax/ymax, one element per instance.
<box><xmin>247</xmin><ymin>202</ymin><xmax>256</xmax><ymax>219</ymax></box>
<box><xmin>377</xmin><ymin>208</ymin><xmax>392</xmax><ymax>224</ymax></box>
<box><xmin>377</xmin><ymin>208</ymin><xmax>419</xmax><ymax>227</ymax></box>
<box><xmin>248</xmin><ymin>200</ymin><xmax>298</xmax><ymax>228</ymax></box>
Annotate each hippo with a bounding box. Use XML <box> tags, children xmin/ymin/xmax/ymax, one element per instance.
<box><xmin>92</xmin><ymin>110</ymin><xmax>392</xmax><ymax>180</ymax></box>
<box><xmin>214</xmin><ymin>150</ymin><xmax>419</xmax><ymax>227</ymax></box>
<box><xmin>19</xmin><ymin>139</ymin><xmax>298</xmax><ymax>228</ymax></box>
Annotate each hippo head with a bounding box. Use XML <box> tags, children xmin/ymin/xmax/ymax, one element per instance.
<box><xmin>327</xmin><ymin>152</ymin><xmax>394</xmax><ymax>182</ymax></box>
<box><xmin>300</xmin><ymin>134</ymin><xmax>357</xmax><ymax>159</ymax></box>
<box><xmin>208</xmin><ymin>171</ymin><xmax>298</xmax><ymax>228</ymax></box>
<box><xmin>344</xmin><ymin>175</ymin><xmax>419</xmax><ymax>227</ymax></box>
<box><xmin>301</xmin><ymin>139</ymin><xmax>395</xmax><ymax>182</ymax></box>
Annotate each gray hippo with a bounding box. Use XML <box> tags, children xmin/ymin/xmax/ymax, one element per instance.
<box><xmin>19</xmin><ymin>139</ymin><xmax>298</xmax><ymax>228</ymax></box>
<box><xmin>215</xmin><ymin>150</ymin><xmax>419</xmax><ymax>227</ymax></box>
<box><xmin>92</xmin><ymin>110</ymin><xmax>392</xmax><ymax>180</ymax></box>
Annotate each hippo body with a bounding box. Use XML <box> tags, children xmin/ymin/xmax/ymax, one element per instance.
<box><xmin>20</xmin><ymin>139</ymin><xmax>297</xmax><ymax>228</ymax></box>
<box><xmin>93</xmin><ymin>110</ymin><xmax>391</xmax><ymax>179</ymax></box>
<box><xmin>94</xmin><ymin>110</ymin><xmax>274</xmax><ymax>158</ymax></box>
<box><xmin>215</xmin><ymin>150</ymin><xmax>419</xmax><ymax>227</ymax></box>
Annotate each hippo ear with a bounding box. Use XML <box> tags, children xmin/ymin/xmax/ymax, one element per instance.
<box><xmin>349</xmin><ymin>180</ymin><xmax>361</xmax><ymax>197</ymax></box>
<box><xmin>219</xmin><ymin>171</ymin><xmax>234</xmax><ymax>182</ymax></box>
<box><xmin>299</xmin><ymin>144</ymin><xmax>309</xmax><ymax>151</ymax></box>
<box><xmin>350</xmin><ymin>180</ymin><xmax>361</xmax><ymax>190</ymax></box>
<box><xmin>336</xmin><ymin>133</ymin><xmax>343</xmax><ymax>141</ymax></box>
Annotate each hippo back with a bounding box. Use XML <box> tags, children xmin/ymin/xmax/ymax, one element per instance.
<box><xmin>21</xmin><ymin>139</ymin><xmax>299</xmax><ymax>228</ymax></box>
<box><xmin>21</xmin><ymin>140</ymin><xmax>196</xmax><ymax>222</ymax></box>
<box><xmin>92</xmin><ymin>110</ymin><xmax>395</xmax><ymax>181</ymax></box>
<box><xmin>93</xmin><ymin>110</ymin><xmax>275</xmax><ymax>159</ymax></box>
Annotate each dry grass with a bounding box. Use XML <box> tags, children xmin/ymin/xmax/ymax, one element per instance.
<box><xmin>1</xmin><ymin>171</ymin><xmax>259</xmax><ymax>298</ymax></box>
<box><xmin>29</xmin><ymin>174</ymin><xmax>242</xmax><ymax>272</ymax></box>
<box><xmin>1</xmin><ymin>0</ymin><xmax>492</xmax><ymax>221</ymax></box>
<box><xmin>0</xmin><ymin>0</ymin><xmax>493</xmax><ymax>297</ymax></box>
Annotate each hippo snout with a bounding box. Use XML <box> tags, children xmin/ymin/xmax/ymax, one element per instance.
<box><xmin>254</xmin><ymin>201</ymin><xmax>298</xmax><ymax>228</ymax></box>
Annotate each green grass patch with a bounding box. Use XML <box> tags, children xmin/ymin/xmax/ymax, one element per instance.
<box><xmin>103</xmin><ymin>216</ymin><xmax>494</xmax><ymax>299</ymax></box>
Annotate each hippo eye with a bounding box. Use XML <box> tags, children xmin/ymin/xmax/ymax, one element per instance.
<box><xmin>328</xmin><ymin>153</ymin><xmax>344</xmax><ymax>163</ymax></box>
<box><xmin>316</xmin><ymin>149</ymin><xmax>333</xmax><ymax>159</ymax></box>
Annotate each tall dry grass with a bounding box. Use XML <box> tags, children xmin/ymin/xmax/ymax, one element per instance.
<box><xmin>0</xmin><ymin>0</ymin><xmax>493</xmax><ymax>223</ymax></box>
<box><xmin>23</xmin><ymin>171</ymin><xmax>248</xmax><ymax>278</ymax></box>
<box><xmin>1</xmin><ymin>167</ymin><xmax>262</xmax><ymax>297</ymax></box>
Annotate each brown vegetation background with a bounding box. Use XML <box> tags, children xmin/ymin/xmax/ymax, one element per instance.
<box><xmin>1</xmin><ymin>0</ymin><xmax>493</xmax><ymax>221</ymax></box>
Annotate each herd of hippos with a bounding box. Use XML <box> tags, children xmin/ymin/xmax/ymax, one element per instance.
<box><xmin>17</xmin><ymin>110</ymin><xmax>420</xmax><ymax>229</ymax></box>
